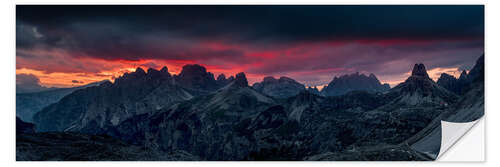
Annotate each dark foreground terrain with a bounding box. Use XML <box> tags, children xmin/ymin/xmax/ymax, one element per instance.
<box><xmin>17</xmin><ymin>132</ymin><xmax>429</xmax><ymax>161</ymax></box>
<box><xmin>16</xmin><ymin>132</ymin><xmax>199</xmax><ymax>161</ymax></box>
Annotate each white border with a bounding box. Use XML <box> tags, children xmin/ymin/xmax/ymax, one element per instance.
<box><xmin>3</xmin><ymin>0</ymin><xmax>497</xmax><ymax>166</ymax></box>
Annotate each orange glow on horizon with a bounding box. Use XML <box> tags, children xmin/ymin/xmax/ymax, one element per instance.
<box><xmin>16</xmin><ymin>56</ymin><xmax>467</xmax><ymax>89</ymax></box>
<box><xmin>16</xmin><ymin>65</ymin><xmax>467</xmax><ymax>89</ymax></box>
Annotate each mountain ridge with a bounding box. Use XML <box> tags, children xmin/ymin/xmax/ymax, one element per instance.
<box><xmin>321</xmin><ymin>72</ymin><xmax>390</xmax><ymax>96</ymax></box>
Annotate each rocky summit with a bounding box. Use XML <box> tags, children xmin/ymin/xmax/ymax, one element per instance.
<box><xmin>409</xmin><ymin>55</ymin><xmax>485</xmax><ymax>159</ymax></box>
<box><xmin>411</xmin><ymin>63</ymin><xmax>429</xmax><ymax>78</ymax></box>
<box><xmin>174</xmin><ymin>64</ymin><xmax>220</xmax><ymax>94</ymax></box>
<box><xmin>437</xmin><ymin>55</ymin><xmax>485</xmax><ymax>95</ymax></box>
<box><xmin>252</xmin><ymin>76</ymin><xmax>306</xmax><ymax>98</ymax></box>
<box><xmin>321</xmin><ymin>72</ymin><xmax>390</xmax><ymax>96</ymax></box>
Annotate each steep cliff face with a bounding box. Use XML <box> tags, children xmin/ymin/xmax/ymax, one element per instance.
<box><xmin>174</xmin><ymin>64</ymin><xmax>220</xmax><ymax>95</ymax></box>
<box><xmin>33</xmin><ymin>66</ymin><xmax>192</xmax><ymax>132</ymax></box>
<box><xmin>16</xmin><ymin>117</ymin><xmax>35</xmax><ymax>134</ymax></box>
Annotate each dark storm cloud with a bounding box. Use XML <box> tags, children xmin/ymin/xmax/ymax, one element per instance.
<box><xmin>16</xmin><ymin>5</ymin><xmax>484</xmax><ymax>53</ymax></box>
<box><xmin>16</xmin><ymin>5</ymin><xmax>483</xmax><ymax>61</ymax></box>
<box><xmin>16</xmin><ymin>5</ymin><xmax>484</xmax><ymax>86</ymax></box>
<box><xmin>17</xmin><ymin>5</ymin><xmax>484</xmax><ymax>42</ymax></box>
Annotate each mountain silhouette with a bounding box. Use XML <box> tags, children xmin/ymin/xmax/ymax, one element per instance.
<box><xmin>252</xmin><ymin>76</ymin><xmax>306</xmax><ymax>98</ymax></box>
<box><xmin>388</xmin><ymin>63</ymin><xmax>458</xmax><ymax>106</ymax></box>
<box><xmin>321</xmin><ymin>72</ymin><xmax>390</xmax><ymax>96</ymax></box>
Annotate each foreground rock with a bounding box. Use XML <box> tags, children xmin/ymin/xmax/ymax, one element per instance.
<box><xmin>16</xmin><ymin>132</ymin><xmax>199</xmax><ymax>161</ymax></box>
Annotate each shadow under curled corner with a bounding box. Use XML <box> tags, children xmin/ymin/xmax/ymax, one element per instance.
<box><xmin>408</xmin><ymin>87</ymin><xmax>484</xmax><ymax>160</ymax></box>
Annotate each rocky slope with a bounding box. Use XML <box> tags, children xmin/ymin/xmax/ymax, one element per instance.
<box><xmin>108</xmin><ymin>73</ymin><xmax>281</xmax><ymax>160</ymax></box>
<box><xmin>321</xmin><ymin>72</ymin><xmax>390</xmax><ymax>96</ymax></box>
<box><xmin>33</xmin><ymin>65</ymin><xmax>231</xmax><ymax>133</ymax></box>
<box><xmin>16</xmin><ymin>80</ymin><xmax>106</xmax><ymax>122</ymax></box>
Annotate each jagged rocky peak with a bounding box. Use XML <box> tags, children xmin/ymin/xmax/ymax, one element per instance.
<box><xmin>146</xmin><ymin>68</ymin><xmax>161</xmax><ymax>78</ymax></box>
<box><xmin>401</xmin><ymin>63</ymin><xmax>433</xmax><ymax>85</ymax></box>
<box><xmin>411</xmin><ymin>63</ymin><xmax>429</xmax><ymax>78</ymax></box>
<box><xmin>179</xmin><ymin>64</ymin><xmax>209</xmax><ymax>77</ymax></box>
<box><xmin>134</xmin><ymin>67</ymin><xmax>146</xmax><ymax>75</ymax></box>
<box><xmin>115</xmin><ymin>67</ymin><xmax>148</xmax><ymax>83</ymax></box>
<box><xmin>147</xmin><ymin>67</ymin><xmax>159</xmax><ymax>74</ymax></box>
<box><xmin>438</xmin><ymin>54</ymin><xmax>484</xmax><ymax>95</ymax></box>
<box><xmin>160</xmin><ymin>66</ymin><xmax>169</xmax><ymax>73</ymax></box>
<box><xmin>216</xmin><ymin>73</ymin><xmax>235</xmax><ymax>87</ymax></box>
<box><xmin>217</xmin><ymin>73</ymin><xmax>227</xmax><ymax>81</ymax></box>
<box><xmin>175</xmin><ymin>64</ymin><xmax>219</xmax><ymax>91</ymax></box>
<box><xmin>467</xmin><ymin>54</ymin><xmax>484</xmax><ymax>82</ymax></box>
<box><xmin>390</xmin><ymin>62</ymin><xmax>459</xmax><ymax>105</ymax></box>
<box><xmin>321</xmin><ymin>72</ymin><xmax>389</xmax><ymax>96</ymax></box>
<box><xmin>260</xmin><ymin>76</ymin><xmax>297</xmax><ymax>83</ymax></box>
<box><xmin>436</xmin><ymin>72</ymin><xmax>463</xmax><ymax>95</ymax></box>
<box><xmin>234</xmin><ymin>72</ymin><xmax>248</xmax><ymax>87</ymax></box>
<box><xmin>382</xmin><ymin>83</ymin><xmax>391</xmax><ymax>89</ymax></box>
<box><xmin>437</xmin><ymin>72</ymin><xmax>457</xmax><ymax>83</ymax></box>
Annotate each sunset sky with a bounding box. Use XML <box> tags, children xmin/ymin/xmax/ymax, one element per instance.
<box><xmin>16</xmin><ymin>5</ymin><xmax>484</xmax><ymax>89</ymax></box>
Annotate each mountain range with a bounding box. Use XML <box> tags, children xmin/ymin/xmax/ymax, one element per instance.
<box><xmin>17</xmin><ymin>55</ymin><xmax>484</xmax><ymax>161</ymax></box>
<box><xmin>436</xmin><ymin>54</ymin><xmax>485</xmax><ymax>96</ymax></box>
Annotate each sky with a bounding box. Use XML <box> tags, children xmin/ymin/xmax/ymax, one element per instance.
<box><xmin>16</xmin><ymin>5</ymin><xmax>484</xmax><ymax>89</ymax></box>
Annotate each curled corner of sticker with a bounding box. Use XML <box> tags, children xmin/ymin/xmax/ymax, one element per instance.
<box><xmin>435</xmin><ymin>118</ymin><xmax>481</xmax><ymax>160</ymax></box>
